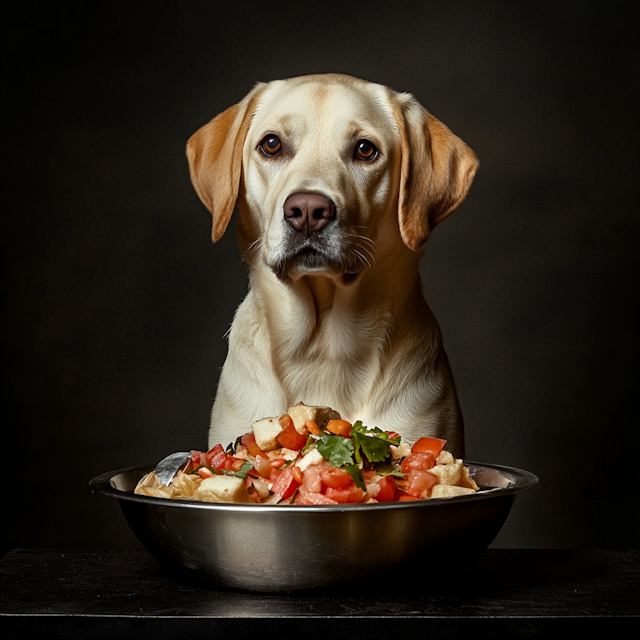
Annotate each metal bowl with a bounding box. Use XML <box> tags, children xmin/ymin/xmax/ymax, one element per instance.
<box><xmin>90</xmin><ymin>462</ymin><xmax>537</xmax><ymax>592</ymax></box>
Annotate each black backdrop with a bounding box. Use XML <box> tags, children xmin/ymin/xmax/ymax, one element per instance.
<box><xmin>2</xmin><ymin>0</ymin><xmax>638</xmax><ymax>556</ymax></box>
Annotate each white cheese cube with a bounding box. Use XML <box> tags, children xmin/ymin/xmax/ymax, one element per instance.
<box><xmin>193</xmin><ymin>475</ymin><xmax>252</xmax><ymax>503</ymax></box>
<box><xmin>252</xmin><ymin>416</ymin><xmax>283</xmax><ymax>451</ymax></box>
<box><xmin>295</xmin><ymin>447</ymin><xmax>324</xmax><ymax>472</ymax></box>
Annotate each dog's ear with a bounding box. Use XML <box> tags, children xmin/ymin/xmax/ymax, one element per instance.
<box><xmin>392</xmin><ymin>95</ymin><xmax>479</xmax><ymax>250</ymax></box>
<box><xmin>186</xmin><ymin>85</ymin><xmax>265</xmax><ymax>242</ymax></box>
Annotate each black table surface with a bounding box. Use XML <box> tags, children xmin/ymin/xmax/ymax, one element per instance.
<box><xmin>1</xmin><ymin>548</ymin><xmax>638</xmax><ymax>639</ymax></box>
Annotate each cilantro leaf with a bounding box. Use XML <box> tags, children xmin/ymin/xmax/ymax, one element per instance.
<box><xmin>375</xmin><ymin>463</ymin><xmax>406</xmax><ymax>477</ymax></box>
<box><xmin>316</xmin><ymin>434</ymin><xmax>354</xmax><ymax>467</ymax></box>
<box><xmin>350</xmin><ymin>421</ymin><xmax>398</xmax><ymax>464</ymax></box>
<box><xmin>344</xmin><ymin>464</ymin><xmax>366</xmax><ymax>490</ymax></box>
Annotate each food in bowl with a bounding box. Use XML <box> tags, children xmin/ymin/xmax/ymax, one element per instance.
<box><xmin>135</xmin><ymin>403</ymin><xmax>479</xmax><ymax>504</ymax></box>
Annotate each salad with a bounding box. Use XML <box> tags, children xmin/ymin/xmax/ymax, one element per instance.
<box><xmin>135</xmin><ymin>403</ymin><xmax>478</xmax><ymax>504</ymax></box>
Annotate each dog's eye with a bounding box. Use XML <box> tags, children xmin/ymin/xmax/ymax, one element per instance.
<box><xmin>259</xmin><ymin>134</ymin><xmax>282</xmax><ymax>156</ymax></box>
<box><xmin>354</xmin><ymin>139</ymin><xmax>378</xmax><ymax>162</ymax></box>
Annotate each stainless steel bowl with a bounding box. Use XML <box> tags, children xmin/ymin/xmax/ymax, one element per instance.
<box><xmin>90</xmin><ymin>462</ymin><xmax>537</xmax><ymax>592</ymax></box>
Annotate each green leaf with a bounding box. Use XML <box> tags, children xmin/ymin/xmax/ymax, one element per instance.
<box><xmin>316</xmin><ymin>434</ymin><xmax>354</xmax><ymax>467</ymax></box>
<box><xmin>375</xmin><ymin>463</ymin><xmax>406</xmax><ymax>477</ymax></box>
<box><xmin>232</xmin><ymin>460</ymin><xmax>253</xmax><ymax>479</ymax></box>
<box><xmin>344</xmin><ymin>464</ymin><xmax>366</xmax><ymax>490</ymax></box>
<box><xmin>350</xmin><ymin>421</ymin><xmax>399</xmax><ymax>464</ymax></box>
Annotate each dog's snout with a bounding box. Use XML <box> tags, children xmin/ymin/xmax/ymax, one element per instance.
<box><xmin>283</xmin><ymin>193</ymin><xmax>336</xmax><ymax>235</ymax></box>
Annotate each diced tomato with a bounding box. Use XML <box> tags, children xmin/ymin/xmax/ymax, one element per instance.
<box><xmin>411</xmin><ymin>437</ymin><xmax>446</xmax><ymax>456</ymax></box>
<box><xmin>401</xmin><ymin>451</ymin><xmax>437</xmax><ymax>473</ymax></box>
<box><xmin>306</xmin><ymin>420</ymin><xmax>322</xmax><ymax>436</ymax></box>
<box><xmin>404</xmin><ymin>469</ymin><xmax>438</xmax><ymax>497</ymax></box>
<box><xmin>276</xmin><ymin>415</ymin><xmax>308</xmax><ymax>450</ymax></box>
<box><xmin>196</xmin><ymin>467</ymin><xmax>214</xmax><ymax>479</ymax></box>
<box><xmin>386</xmin><ymin>431</ymin><xmax>400</xmax><ymax>440</ymax></box>
<box><xmin>325</xmin><ymin>485</ymin><xmax>366</xmax><ymax>503</ymax></box>
<box><xmin>362</xmin><ymin>472</ymin><xmax>395</xmax><ymax>503</ymax></box>
<box><xmin>270</xmin><ymin>466</ymin><xmax>300</xmax><ymax>499</ymax></box>
<box><xmin>270</xmin><ymin>458</ymin><xmax>287</xmax><ymax>468</ymax></box>
<box><xmin>326</xmin><ymin>419</ymin><xmax>353</xmax><ymax>437</ymax></box>
<box><xmin>296</xmin><ymin>490</ymin><xmax>338</xmax><ymax>505</ymax></box>
<box><xmin>229</xmin><ymin>457</ymin><xmax>245</xmax><ymax>472</ymax></box>
<box><xmin>320</xmin><ymin>467</ymin><xmax>354</xmax><ymax>489</ymax></box>
<box><xmin>205</xmin><ymin>444</ymin><xmax>228</xmax><ymax>469</ymax></box>
<box><xmin>375</xmin><ymin>475</ymin><xmax>396</xmax><ymax>502</ymax></box>
<box><xmin>399</xmin><ymin>495</ymin><xmax>421</xmax><ymax>501</ymax></box>
<box><xmin>301</xmin><ymin>464</ymin><xmax>325</xmax><ymax>493</ymax></box>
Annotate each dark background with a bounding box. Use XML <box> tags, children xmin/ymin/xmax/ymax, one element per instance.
<box><xmin>2</xmin><ymin>0</ymin><xmax>638</xmax><ymax>556</ymax></box>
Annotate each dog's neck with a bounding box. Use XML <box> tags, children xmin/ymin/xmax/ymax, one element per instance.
<box><xmin>248</xmin><ymin>246</ymin><xmax>439</xmax><ymax>413</ymax></box>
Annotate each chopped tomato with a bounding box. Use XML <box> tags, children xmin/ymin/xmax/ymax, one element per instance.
<box><xmin>296</xmin><ymin>490</ymin><xmax>338</xmax><ymax>505</ymax></box>
<box><xmin>386</xmin><ymin>431</ymin><xmax>400</xmax><ymax>440</ymax></box>
<box><xmin>404</xmin><ymin>469</ymin><xmax>438</xmax><ymax>497</ymax></box>
<box><xmin>401</xmin><ymin>451</ymin><xmax>437</xmax><ymax>473</ymax></box>
<box><xmin>411</xmin><ymin>437</ymin><xmax>446</xmax><ymax>456</ymax></box>
<box><xmin>301</xmin><ymin>464</ymin><xmax>325</xmax><ymax>493</ymax></box>
<box><xmin>270</xmin><ymin>466</ymin><xmax>300</xmax><ymax>499</ymax></box>
<box><xmin>325</xmin><ymin>485</ymin><xmax>366</xmax><ymax>503</ymax></box>
<box><xmin>270</xmin><ymin>458</ymin><xmax>287</xmax><ymax>468</ymax></box>
<box><xmin>320</xmin><ymin>467</ymin><xmax>354</xmax><ymax>489</ymax></box>
<box><xmin>326</xmin><ymin>419</ymin><xmax>353</xmax><ymax>437</ymax></box>
<box><xmin>276</xmin><ymin>415</ymin><xmax>308</xmax><ymax>450</ymax></box>
<box><xmin>375</xmin><ymin>475</ymin><xmax>396</xmax><ymax>502</ymax></box>
<box><xmin>399</xmin><ymin>495</ymin><xmax>421</xmax><ymax>501</ymax></box>
<box><xmin>205</xmin><ymin>444</ymin><xmax>228</xmax><ymax>469</ymax></box>
<box><xmin>228</xmin><ymin>457</ymin><xmax>245</xmax><ymax>472</ymax></box>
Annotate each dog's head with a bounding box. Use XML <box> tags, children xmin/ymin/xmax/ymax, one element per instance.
<box><xmin>187</xmin><ymin>74</ymin><xmax>478</xmax><ymax>284</ymax></box>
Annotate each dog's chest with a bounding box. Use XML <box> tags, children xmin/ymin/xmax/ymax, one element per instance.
<box><xmin>270</xmin><ymin>302</ymin><xmax>387</xmax><ymax>415</ymax></box>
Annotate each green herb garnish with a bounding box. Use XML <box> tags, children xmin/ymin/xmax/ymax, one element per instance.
<box><xmin>351</xmin><ymin>421</ymin><xmax>398</xmax><ymax>464</ymax></box>
<box><xmin>316</xmin><ymin>433</ymin><xmax>355</xmax><ymax>467</ymax></box>
<box><xmin>344</xmin><ymin>464</ymin><xmax>366</xmax><ymax>490</ymax></box>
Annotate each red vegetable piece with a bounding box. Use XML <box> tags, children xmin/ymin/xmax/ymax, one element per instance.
<box><xmin>320</xmin><ymin>467</ymin><xmax>354</xmax><ymax>489</ymax></box>
<box><xmin>411</xmin><ymin>437</ymin><xmax>446</xmax><ymax>456</ymax></box>
<box><xmin>404</xmin><ymin>470</ymin><xmax>438</xmax><ymax>497</ymax></box>
<box><xmin>401</xmin><ymin>452</ymin><xmax>437</xmax><ymax>474</ymax></box>
<box><xmin>270</xmin><ymin>467</ymin><xmax>300</xmax><ymax>499</ymax></box>
<box><xmin>375</xmin><ymin>475</ymin><xmax>396</xmax><ymax>502</ymax></box>
<box><xmin>276</xmin><ymin>414</ymin><xmax>308</xmax><ymax>450</ymax></box>
<box><xmin>206</xmin><ymin>444</ymin><xmax>227</xmax><ymax>469</ymax></box>
<box><xmin>325</xmin><ymin>485</ymin><xmax>366</xmax><ymax>503</ymax></box>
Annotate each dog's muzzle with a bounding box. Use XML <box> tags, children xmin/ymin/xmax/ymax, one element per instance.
<box><xmin>272</xmin><ymin>192</ymin><xmax>353</xmax><ymax>282</ymax></box>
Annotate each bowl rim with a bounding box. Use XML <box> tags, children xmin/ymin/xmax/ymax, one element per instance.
<box><xmin>90</xmin><ymin>461</ymin><xmax>538</xmax><ymax>513</ymax></box>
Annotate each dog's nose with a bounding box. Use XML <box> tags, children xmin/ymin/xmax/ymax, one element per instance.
<box><xmin>283</xmin><ymin>193</ymin><xmax>336</xmax><ymax>235</ymax></box>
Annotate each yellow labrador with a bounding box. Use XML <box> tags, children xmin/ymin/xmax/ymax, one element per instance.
<box><xmin>187</xmin><ymin>74</ymin><xmax>478</xmax><ymax>457</ymax></box>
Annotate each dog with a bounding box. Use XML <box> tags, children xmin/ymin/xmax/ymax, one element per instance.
<box><xmin>187</xmin><ymin>74</ymin><xmax>478</xmax><ymax>458</ymax></box>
